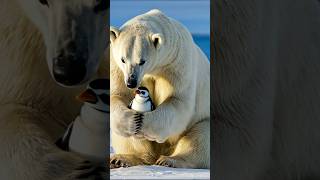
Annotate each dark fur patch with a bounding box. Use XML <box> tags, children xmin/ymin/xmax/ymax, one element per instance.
<box><xmin>55</xmin><ymin>121</ymin><xmax>74</xmax><ymax>151</ymax></box>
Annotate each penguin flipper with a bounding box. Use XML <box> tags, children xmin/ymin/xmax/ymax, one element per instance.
<box><xmin>151</xmin><ymin>101</ymin><xmax>156</xmax><ymax>111</ymax></box>
<box><xmin>55</xmin><ymin>121</ymin><xmax>74</xmax><ymax>151</ymax></box>
<box><xmin>128</xmin><ymin>101</ymin><xmax>133</xmax><ymax>109</ymax></box>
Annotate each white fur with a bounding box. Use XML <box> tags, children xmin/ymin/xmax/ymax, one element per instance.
<box><xmin>110</xmin><ymin>9</ymin><xmax>210</xmax><ymax>169</ymax></box>
<box><xmin>16</xmin><ymin>0</ymin><xmax>107</xmax><ymax>86</ymax></box>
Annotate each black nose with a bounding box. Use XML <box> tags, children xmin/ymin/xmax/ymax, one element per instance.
<box><xmin>127</xmin><ymin>77</ymin><xmax>137</xmax><ymax>89</ymax></box>
<box><xmin>53</xmin><ymin>54</ymin><xmax>87</xmax><ymax>86</ymax></box>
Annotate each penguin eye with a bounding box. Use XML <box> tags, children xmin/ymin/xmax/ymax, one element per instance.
<box><xmin>121</xmin><ymin>57</ymin><xmax>126</xmax><ymax>64</ymax></box>
<box><xmin>39</xmin><ymin>0</ymin><xmax>49</xmax><ymax>6</ymax></box>
<box><xmin>141</xmin><ymin>91</ymin><xmax>145</xmax><ymax>95</ymax></box>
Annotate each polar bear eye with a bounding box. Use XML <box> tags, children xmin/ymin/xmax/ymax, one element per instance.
<box><xmin>121</xmin><ymin>57</ymin><xmax>126</xmax><ymax>64</ymax></box>
<box><xmin>39</xmin><ymin>0</ymin><xmax>49</xmax><ymax>6</ymax></box>
<box><xmin>139</xmin><ymin>59</ymin><xmax>146</xmax><ymax>66</ymax></box>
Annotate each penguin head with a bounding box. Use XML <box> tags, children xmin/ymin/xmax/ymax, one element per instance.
<box><xmin>135</xmin><ymin>86</ymin><xmax>150</xmax><ymax>99</ymax></box>
<box><xmin>76</xmin><ymin>78</ymin><xmax>109</xmax><ymax>113</ymax></box>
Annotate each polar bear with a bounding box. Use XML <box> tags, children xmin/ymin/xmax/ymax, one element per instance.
<box><xmin>0</xmin><ymin>0</ymin><xmax>108</xmax><ymax>179</ymax></box>
<box><xmin>110</xmin><ymin>9</ymin><xmax>210</xmax><ymax>169</ymax></box>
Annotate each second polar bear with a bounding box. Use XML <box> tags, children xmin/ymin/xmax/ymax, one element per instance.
<box><xmin>110</xmin><ymin>9</ymin><xmax>210</xmax><ymax>168</ymax></box>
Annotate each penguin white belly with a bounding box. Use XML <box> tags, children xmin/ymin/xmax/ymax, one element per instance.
<box><xmin>131</xmin><ymin>100</ymin><xmax>152</xmax><ymax>112</ymax></box>
<box><xmin>68</xmin><ymin>116</ymin><xmax>107</xmax><ymax>163</ymax></box>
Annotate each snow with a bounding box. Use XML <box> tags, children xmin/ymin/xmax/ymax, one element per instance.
<box><xmin>110</xmin><ymin>166</ymin><xmax>210</xmax><ymax>180</ymax></box>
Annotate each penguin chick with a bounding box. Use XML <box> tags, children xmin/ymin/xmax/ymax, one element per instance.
<box><xmin>56</xmin><ymin>78</ymin><xmax>109</xmax><ymax>163</ymax></box>
<box><xmin>128</xmin><ymin>87</ymin><xmax>155</xmax><ymax>112</ymax></box>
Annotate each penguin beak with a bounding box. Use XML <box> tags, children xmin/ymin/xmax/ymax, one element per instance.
<box><xmin>135</xmin><ymin>90</ymin><xmax>140</xmax><ymax>94</ymax></box>
<box><xmin>76</xmin><ymin>89</ymin><xmax>98</xmax><ymax>103</ymax></box>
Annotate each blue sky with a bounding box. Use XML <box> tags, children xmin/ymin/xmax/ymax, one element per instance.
<box><xmin>110</xmin><ymin>0</ymin><xmax>210</xmax><ymax>35</ymax></box>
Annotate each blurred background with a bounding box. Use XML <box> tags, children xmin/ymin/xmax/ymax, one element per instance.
<box><xmin>110</xmin><ymin>0</ymin><xmax>210</xmax><ymax>58</ymax></box>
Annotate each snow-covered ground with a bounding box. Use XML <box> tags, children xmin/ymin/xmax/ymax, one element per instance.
<box><xmin>110</xmin><ymin>166</ymin><xmax>210</xmax><ymax>179</ymax></box>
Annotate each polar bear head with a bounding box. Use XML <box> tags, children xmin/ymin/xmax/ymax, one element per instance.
<box><xmin>17</xmin><ymin>0</ymin><xmax>108</xmax><ymax>86</ymax></box>
<box><xmin>110</xmin><ymin>10</ymin><xmax>170</xmax><ymax>89</ymax></box>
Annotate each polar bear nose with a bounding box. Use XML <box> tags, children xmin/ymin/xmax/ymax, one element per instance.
<box><xmin>53</xmin><ymin>54</ymin><xmax>87</xmax><ymax>86</ymax></box>
<box><xmin>127</xmin><ymin>77</ymin><xmax>138</xmax><ymax>89</ymax></box>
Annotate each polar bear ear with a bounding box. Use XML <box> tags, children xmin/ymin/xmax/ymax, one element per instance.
<box><xmin>110</xmin><ymin>26</ymin><xmax>120</xmax><ymax>44</ymax></box>
<box><xmin>151</xmin><ymin>33</ymin><xmax>163</xmax><ymax>49</ymax></box>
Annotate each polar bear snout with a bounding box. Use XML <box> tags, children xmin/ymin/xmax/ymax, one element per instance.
<box><xmin>126</xmin><ymin>76</ymin><xmax>138</xmax><ymax>89</ymax></box>
<box><xmin>52</xmin><ymin>53</ymin><xmax>87</xmax><ymax>86</ymax></box>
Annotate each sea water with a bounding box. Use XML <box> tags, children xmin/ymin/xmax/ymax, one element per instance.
<box><xmin>193</xmin><ymin>34</ymin><xmax>210</xmax><ymax>59</ymax></box>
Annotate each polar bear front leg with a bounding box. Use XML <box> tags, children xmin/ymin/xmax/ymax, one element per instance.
<box><xmin>110</xmin><ymin>132</ymin><xmax>157</xmax><ymax>168</ymax></box>
<box><xmin>110</xmin><ymin>59</ymin><xmax>143</xmax><ymax>137</ymax></box>
<box><xmin>110</xmin><ymin>154</ymin><xmax>145</xmax><ymax>168</ymax></box>
<box><xmin>155</xmin><ymin>118</ymin><xmax>210</xmax><ymax>168</ymax></box>
<box><xmin>139</xmin><ymin>95</ymin><xmax>193</xmax><ymax>143</ymax></box>
<box><xmin>110</xmin><ymin>95</ymin><xmax>144</xmax><ymax>137</ymax></box>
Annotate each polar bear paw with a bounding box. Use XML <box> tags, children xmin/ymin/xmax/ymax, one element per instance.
<box><xmin>131</xmin><ymin>112</ymin><xmax>143</xmax><ymax>134</ymax></box>
<box><xmin>72</xmin><ymin>160</ymin><xmax>107</xmax><ymax>179</ymax></box>
<box><xmin>110</xmin><ymin>154</ymin><xmax>145</xmax><ymax>168</ymax></box>
<box><xmin>156</xmin><ymin>156</ymin><xmax>176</xmax><ymax>167</ymax></box>
<box><xmin>44</xmin><ymin>151</ymin><xmax>106</xmax><ymax>179</ymax></box>
<box><xmin>155</xmin><ymin>155</ymin><xmax>187</xmax><ymax>168</ymax></box>
<box><xmin>112</xmin><ymin>109</ymin><xmax>144</xmax><ymax>136</ymax></box>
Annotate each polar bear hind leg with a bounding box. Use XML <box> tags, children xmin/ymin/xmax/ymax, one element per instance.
<box><xmin>110</xmin><ymin>133</ymin><xmax>157</xmax><ymax>168</ymax></box>
<box><xmin>156</xmin><ymin>118</ymin><xmax>210</xmax><ymax>169</ymax></box>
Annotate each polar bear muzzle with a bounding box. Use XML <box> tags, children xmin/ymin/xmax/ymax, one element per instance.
<box><xmin>126</xmin><ymin>73</ymin><xmax>138</xmax><ymax>89</ymax></box>
<box><xmin>52</xmin><ymin>51</ymin><xmax>88</xmax><ymax>86</ymax></box>
<box><xmin>16</xmin><ymin>1</ymin><xmax>108</xmax><ymax>87</ymax></box>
